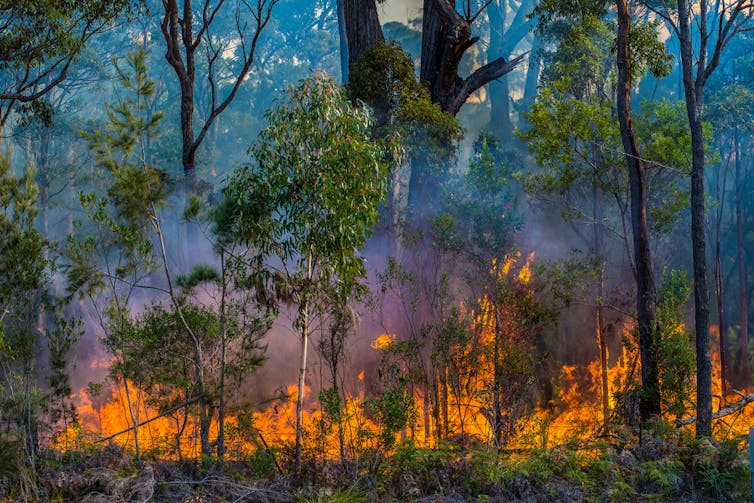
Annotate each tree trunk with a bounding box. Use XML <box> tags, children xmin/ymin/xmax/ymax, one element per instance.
<box><xmin>217</xmin><ymin>251</ymin><xmax>228</xmax><ymax>467</ymax></box>
<box><xmin>488</xmin><ymin>0</ymin><xmax>512</xmax><ymax>140</ymax></box>
<box><xmin>294</xmin><ymin>254</ymin><xmax>313</xmax><ymax>481</ymax></box>
<box><xmin>713</xmin><ymin>163</ymin><xmax>728</xmax><ymax>403</ymax></box>
<box><xmin>492</xmin><ymin>302</ymin><xmax>503</xmax><ymax>447</ymax></box>
<box><xmin>715</xmin><ymin>231</ymin><xmax>728</xmax><ymax>403</ymax></box>
<box><xmin>521</xmin><ymin>34</ymin><xmax>542</xmax><ymax>121</ymax></box>
<box><xmin>677</xmin><ymin>0</ymin><xmax>712</xmax><ymax>437</ymax></box>
<box><xmin>593</xmin><ymin>181</ymin><xmax>609</xmax><ymax>431</ymax></box>
<box><xmin>336</xmin><ymin>0</ymin><xmax>349</xmax><ymax>83</ymax></box>
<box><xmin>615</xmin><ymin>0</ymin><xmax>661</xmax><ymax>422</ymax></box>
<box><xmin>735</xmin><ymin>129</ymin><xmax>750</xmax><ymax>389</ymax></box>
<box><xmin>294</xmin><ymin>305</ymin><xmax>309</xmax><ymax>480</ymax></box>
<box><xmin>420</xmin><ymin>0</ymin><xmax>524</xmax><ymax>116</ymax></box>
<box><xmin>343</xmin><ymin>0</ymin><xmax>384</xmax><ymax>73</ymax></box>
<box><xmin>122</xmin><ymin>376</ymin><xmax>141</xmax><ymax>463</ymax></box>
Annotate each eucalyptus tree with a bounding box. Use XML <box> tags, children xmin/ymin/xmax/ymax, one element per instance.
<box><xmin>157</xmin><ymin>0</ymin><xmax>278</xmax><ymax>185</ymax></box>
<box><xmin>487</xmin><ymin>0</ymin><xmax>538</xmax><ymax>140</ymax></box>
<box><xmin>644</xmin><ymin>0</ymin><xmax>754</xmax><ymax>437</ymax></box>
<box><xmin>526</xmin><ymin>0</ymin><xmax>680</xmax><ymax>427</ymax></box>
<box><xmin>221</xmin><ymin>73</ymin><xmax>392</xmax><ymax>479</ymax></box>
<box><xmin>0</xmin><ymin>0</ymin><xmax>138</xmax><ymax>128</ymax></box>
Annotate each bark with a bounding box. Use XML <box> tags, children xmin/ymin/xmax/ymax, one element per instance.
<box><xmin>712</xmin><ymin>162</ymin><xmax>729</xmax><ymax>403</ymax></box>
<box><xmin>521</xmin><ymin>34</ymin><xmax>542</xmax><ymax>125</ymax></box>
<box><xmin>677</xmin><ymin>0</ymin><xmax>712</xmax><ymax>437</ymax></box>
<box><xmin>336</xmin><ymin>0</ymin><xmax>350</xmax><ymax>82</ymax></box>
<box><xmin>420</xmin><ymin>0</ymin><xmax>525</xmax><ymax>116</ymax></box>
<box><xmin>343</xmin><ymin>0</ymin><xmax>384</xmax><ymax>73</ymax></box>
<box><xmin>294</xmin><ymin>254</ymin><xmax>313</xmax><ymax>482</ymax></box>
<box><xmin>594</xmin><ymin>181</ymin><xmax>609</xmax><ymax>431</ymax></box>
<box><xmin>294</xmin><ymin>303</ymin><xmax>309</xmax><ymax>481</ymax></box>
<box><xmin>217</xmin><ymin>251</ymin><xmax>228</xmax><ymax>466</ymax></box>
<box><xmin>488</xmin><ymin>0</ymin><xmax>512</xmax><ymax>139</ymax></box>
<box><xmin>488</xmin><ymin>0</ymin><xmax>536</xmax><ymax>139</ymax></box>
<box><xmin>615</xmin><ymin>0</ymin><xmax>661</xmax><ymax>422</ymax></box>
<box><xmin>735</xmin><ymin>130</ymin><xmax>750</xmax><ymax>388</ymax></box>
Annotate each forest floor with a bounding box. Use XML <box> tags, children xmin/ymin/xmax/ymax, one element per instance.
<box><xmin>1</xmin><ymin>427</ymin><xmax>751</xmax><ymax>502</ymax></box>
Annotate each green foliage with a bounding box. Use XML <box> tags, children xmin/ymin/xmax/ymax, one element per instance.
<box><xmin>222</xmin><ymin>73</ymin><xmax>392</xmax><ymax>315</ymax></box>
<box><xmin>366</xmin><ymin>383</ymin><xmax>415</xmax><ymax>451</ymax></box>
<box><xmin>655</xmin><ymin>269</ymin><xmax>695</xmax><ymax>419</ymax></box>
<box><xmin>297</xmin><ymin>485</ymin><xmax>367</xmax><ymax>503</ymax></box>
<box><xmin>82</xmin><ymin>50</ymin><xmax>167</xmax><ymax>228</ymax></box>
<box><xmin>0</xmin><ymin>151</ymin><xmax>53</xmax><ymax>465</ymax></box>
<box><xmin>176</xmin><ymin>265</ymin><xmax>221</xmax><ymax>292</ymax></box>
<box><xmin>0</xmin><ymin>0</ymin><xmax>139</xmax><ymax>124</ymax></box>
<box><xmin>447</xmin><ymin>132</ymin><xmax>520</xmax><ymax>265</ymax></box>
<box><xmin>0</xmin><ymin>155</ymin><xmax>46</xmax><ymax>312</ymax></box>
<box><xmin>68</xmin><ymin>50</ymin><xmax>166</xmax><ymax>300</ymax></box>
<box><xmin>349</xmin><ymin>41</ymin><xmax>462</xmax><ymax>173</ymax></box>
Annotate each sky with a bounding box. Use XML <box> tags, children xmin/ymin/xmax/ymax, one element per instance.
<box><xmin>378</xmin><ymin>0</ymin><xmax>422</xmax><ymax>24</ymax></box>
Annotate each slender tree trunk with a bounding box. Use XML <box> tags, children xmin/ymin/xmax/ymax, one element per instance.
<box><xmin>488</xmin><ymin>0</ymin><xmax>512</xmax><ymax>140</ymax></box>
<box><xmin>122</xmin><ymin>375</ymin><xmax>141</xmax><ymax>463</ymax></box>
<box><xmin>294</xmin><ymin>254</ymin><xmax>313</xmax><ymax>481</ymax></box>
<box><xmin>492</xmin><ymin>303</ymin><xmax>503</xmax><ymax>447</ymax></box>
<box><xmin>217</xmin><ymin>251</ymin><xmax>228</xmax><ymax>466</ymax></box>
<box><xmin>715</xmin><ymin>235</ymin><xmax>728</xmax><ymax>402</ymax></box>
<box><xmin>713</xmin><ymin>166</ymin><xmax>728</xmax><ymax>403</ymax></box>
<box><xmin>615</xmin><ymin>0</ymin><xmax>661</xmax><ymax>422</ymax></box>
<box><xmin>593</xmin><ymin>181</ymin><xmax>609</xmax><ymax>431</ymax></box>
<box><xmin>336</xmin><ymin>0</ymin><xmax>349</xmax><ymax>83</ymax></box>
<box><xmin>294</xmin><ymin>303</ymin><xmax>309</xmax><ymax>480</ymax></box>
<box><xmin>521</xmin><ymin>35</ymin><xmax>542</xmax><ymax>126</ymax></box>
<box><xmin>734</xmin><ymin>129</ymin><xmax>750</xmax><ymax>389</ymax></box>
<box><xmin>677</xmin><ymin>0</ymin><xmax>712</xmax><ymax>437</ymax></box>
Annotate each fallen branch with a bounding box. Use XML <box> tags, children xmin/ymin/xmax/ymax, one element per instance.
<box><xmin>94</xmin><ymin>397</ymin><xmax>200</xmax><ymax>443</ymax></box>
<box><xmin>675</xmin><ymin>391</ymin><xmax>754</xmax><ymax>426</ymax></box>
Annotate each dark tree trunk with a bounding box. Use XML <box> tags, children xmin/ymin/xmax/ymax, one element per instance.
<box><xmin>712</xmin><ymin>160</ymin><xmax>729</xmax><ymax>403</ymax></box>
<box><xmin>734</xmin><ymin>129</ymin><xmax>750</xmax><ymax>389</ymax></box>
<box><xmin>677</xmin><ymin>0</ymin><xmax>712</xmax><ymax>437</ymax></box>
<box><xmin>615</xmin><ymin>0</ymin><xmax>661</xmax><ymax>422</ymax></box>
<box><xmin>420</xmin><ymin>0</ymin><xmax>525</xmax><ymax>116</ymax></box>
<box><xmin>343</xmin><ymin>0</ymin><xmax>384</xmax><ymax>73</ymax></box>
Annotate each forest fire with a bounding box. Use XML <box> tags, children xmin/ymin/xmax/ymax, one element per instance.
<box><xmin>3</xmin><ymin>0</ymin><xmax>754</xmax><ymax>499</ymax></box>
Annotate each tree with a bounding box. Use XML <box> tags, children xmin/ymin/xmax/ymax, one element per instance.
<box><xmin>0</xmin><ymin>154</ymin><xmax>47</xmax><ymax>464</ymax></box>
<box><xmin>342</xmin><ymin>0</ymin><xmax>384</xmax><ymax>76</ymax></box>
<box><xmin>615</xmin><ymin>0</ymin><xmax>660</xmax><ymax>423</ymax></box>
<box><xmin>221</xmin><ymin>73</ymin><xmax>392</xmax><ymax>479</ymax></box>
<box><xmin>644</xmin><ymin>0</ymin><xmax>754</xmax><ymax>437</ymax></box>
<box><xmin>526</xmin><ymin>0</ymin><xmax>676</xmax><ymax>427</ymax></box>
<box><xmin>340</xmin><ymin>0</ymin><xmax>526</xmax><ymax>116</ymax></box>
<box><xmin>487</xmin><ymin>0</ymin><xmax>538</xmax><ymax>140</ymax></box>
<box><xmin>420</xmin><ymin>0</ymin><xmax>526</xmax><ymax>115</ymax></box>
<box><xmin>158</xmin><ymin>0</ymin><xmax>278</xmax><ymax>184</ymax></box>
<box><xmin>0</xmin><ymin>0</ymin><xmax>137</xmax><ymax>127</ymax></box>
<box><xmin>67</xmin><ymin>51</ymin><xmax>270</xmax><ymax>462</ymax></box>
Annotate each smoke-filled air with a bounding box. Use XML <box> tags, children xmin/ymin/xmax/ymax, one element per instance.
<box><xmin>3</xmin><ymin>0</ymin><xmax>754</xmax><ymax>501</ymax></box>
